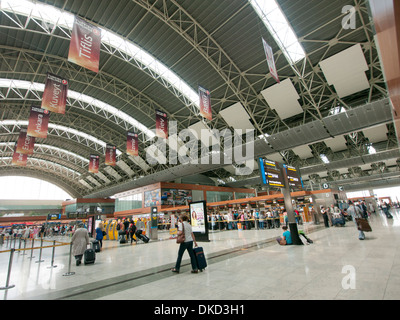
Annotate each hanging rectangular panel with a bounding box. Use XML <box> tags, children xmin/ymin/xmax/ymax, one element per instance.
<box><xmin>27</xmin><ymin>106</ymin><xmax>50</xmax><ymax>139</ymax></box>
<box><xmin>105</xmin><ymin>144</ymin><xmax>116</xmax><ymax>166</ymax></box>
<box><xmin>16</xmin><ymin>128</ymin><xmax>35</xmax><ymax>155</ymax></box>
<box><xmin>155</xmin><ymin>110</ymin><xmax>168</xmax><ymax>139</ymax></box>
<box><xmin>41</xmin><ymin>73</ymin><xmax>68</xmax><ymax>114</ymax></box>
<box><xmin>68</xmin><ymin>16</ymin><xmax>101</xmax><ymax>73</ymax></box>
<box><xmin>261</xmin><ymin>78</ymin><xmax>302</xmax><ymax>120</ymax></box>
<box><xmin>198</xmin><ymin>85</ymin><xmax>212</xmax><ymax>121</ymax></box>
<box><xmin>88</xmin><ymin>154</ymin><xmax>99</xmax><ymax>173</ymax></box>
<box><xmin>219</xmin><ymin>102</ymin><xmax>255</xmax><ymax>133</ymax></box>
<box><xmin>262</xmin><ymin>37</ymin><xmax>280</xmax><ymax>83</ymax></box>
<box><xmin>126</xmin><ymin>131</ymin><xmax>139</xmax><ymax>156</ymax></box>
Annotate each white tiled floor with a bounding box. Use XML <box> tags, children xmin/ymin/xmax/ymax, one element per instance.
<box><xmin>1</xmin><ymin>210</ymin><xmax>400</xmax><ymax>300</ymax></box>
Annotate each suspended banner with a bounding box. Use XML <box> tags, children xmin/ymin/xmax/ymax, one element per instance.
<box><xmin>12</xmin><ymin>145</ymin><xmax>28</xmax><ymax>167</ymax></box>
<box><xmin>105</xmin><ymin>144</ymin><xmax>116</xmax><ymax>166</ymax></box>
<box><xmin>126</xmin><ymin>131</ymin><xmax>139</xmax><ymax>156</ymax></box>
<box><xmin>262</xmin><ymin>38</ymin><xmax>280</xmax><ymax>83</ymax></box>
<box><xmin>155</xmin><ymin>110</ymin><xmax>168</xmax><ymax>139</ymax></box>
<box><xmin>27</xmin><ymin>106</ymin><xmax>50</xmax><ymax>139</ymax></box>
<box><xmin>16</xmin><ymin>128</ymin><xmax>35</xmax><ymax>155</ymax></box>
<box><xmin>41</xmin><ymin>73</ymin><xmax>68</xmax><ymax>114</ymax></box>
<box><xmin>89</xmin><ymin>154</ymin><xmax>100</xmax><ymax>173</ymax></box>
<box><xmin>68</xmin><ymin>16</ymin><xmax>101</xmax><ymax>73</ymax></box>
<box><xmin>198</xmin><ymin>85</ymin><xmax>212</xmax><ymax>121</ymax></box>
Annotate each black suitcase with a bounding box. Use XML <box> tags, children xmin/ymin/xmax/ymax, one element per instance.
<box><xmin>92</xmin><ymin>240</ymin><xmax>101</xmax><ymax>252</ymax></box>
<box><xmin>135</xmin><ymin>230</ymin><xmax>149</xmax><ymax>243</ymax></box>
<box><xmin>193</xmin><ymin>246</ymin><xmax>207</xmax><ymax>271</ymax></box>
<box><xmin>84</xmin><ymin>248</ymin><xmax>96</xmax><ymax>265</ymax></box>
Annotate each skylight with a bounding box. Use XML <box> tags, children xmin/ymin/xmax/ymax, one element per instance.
<box><xmin>249</xmin><ymin>0</ymin><xmax>306</xmax><ymax>64</ymax></box>
<box><xmin>320</xmin><ymin>154</ymin><xmax>330</xmax><ymax>164</ymax></box>
<box><xmin>367</xmin><ymin>145</ymin><xmax>377</xmax><ymax>155</ymax></box>
<box><xmin>0</xmin><ymin>0</ymin><xmax>199</xmax><ymax>106</ymax></box>
<box><xmin>0</xmin><ymin>78</ymin><xmax>155</xmax><ymax>139</ymax></box>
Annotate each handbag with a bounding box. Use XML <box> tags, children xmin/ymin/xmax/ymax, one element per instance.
<box><xmin>355</xmin><ymin>218</ymin><xmax>372</xmax><ymax>232</ymax></box>
<box><xmin>176</xmin><ymin>222</ymin><xmax>185</xmax><ymax>244</ymax></box>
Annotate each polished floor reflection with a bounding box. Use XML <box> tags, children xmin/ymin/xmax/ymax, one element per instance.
<box><xmin>1</xmin><ymin>210</ymin><xmax>400</xmax><ymax>300</ymax></box>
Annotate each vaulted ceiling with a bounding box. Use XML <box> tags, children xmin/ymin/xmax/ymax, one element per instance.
<box><xmin>0</xmin><ymin>0</ymin><xmax>397</xmax><ymax>198</ymax></box>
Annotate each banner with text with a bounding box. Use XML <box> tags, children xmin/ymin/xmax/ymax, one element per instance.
<box><xmin>89</xmin><ymin>154</ymin><xmax>100</xmax><ymax>173</ymax></box>
<box><xmin>12</xmin><ymin>145</ymin><xmax>28</xmax><ymax>167</ymax></box>
<box><xmin>198</xmin><ymin>85</ymin><xmax>212</xmax><ymax>121</ymax></box>
<box><xmin>105</xmin><ymin>144</ymin><xmax>116</xmax><ymax>166</ymax></box>
<box><xmin>27</xmin><ymin>106</ymin><xmax>50</xmax><ymax>139</ymax></box>
<box><xmin>16</xmin><ymin>128</ymin><xmax>35</xmax><ymax>155</ymax></box>
<box><xmin>155</xmin><ymin>110</ymin><xmax>168</xmax><ymax>139</ymax></box>
<box><xmin>68</xmin><ymin>16</ymin><xmax>101</xmax><ymax>73</ymax></box>
<box><xmin>41</xmin><ymin>73</ymin><xmax>68</xmax><ymax>114</ymax></box>
<box><xmin>262</xmin><ymin>38</ymin><xmax>280</xmax><ymax>83</ymax></box>
<box><xmin>126</xmin><ymin>131</ymin><xmax>139</xmax><ymax>156</ymax></box>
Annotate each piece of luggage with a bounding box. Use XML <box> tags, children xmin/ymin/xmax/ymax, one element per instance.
<box><xmin>84</xmin><ymin>247</ymin><xmax>96</xmax><ymax>265</ymax></box>
<box><xmin>333</xmin><ymin>217</ymin><xmax>345</xmax><ymax>227</ymax></box>
<box><xmin>298</xmin><ymin>231</ymin><xmax>313</xmax><ymax>244</ymax></box>
<box><xmin>135</xmin><ymin>230</ymin><xmax>149</xmax><ymax>243</ymax></box>
<box><xmin>355</xmin><ymin>218</ymin><xmax>372</xmax><ymax>232</ymax></box>
<box><xmin>92</xmin><ymin>240</ymin><xmax>101</xmax><ymax>252</ymax></box>
<box><xmin>193</xmin><ymin>246</ymin><xmax>207</xmax><ymax>271</ymax></box>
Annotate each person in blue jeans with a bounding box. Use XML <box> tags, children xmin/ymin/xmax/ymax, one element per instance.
<box><xmin>276</xmin><ymin>226</ymin><xmax>293</xmax><ymax>245</ymax></box>
<box><xmin>171</xmin><ymin>214</ymin><xmax>199</xmax><ymax>274</ymax></box>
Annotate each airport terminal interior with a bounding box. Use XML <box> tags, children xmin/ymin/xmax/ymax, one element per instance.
<box><xmin>1</xmin><ymin>0</ymin><xmax>400</xmax><ymax>302</ymax></box>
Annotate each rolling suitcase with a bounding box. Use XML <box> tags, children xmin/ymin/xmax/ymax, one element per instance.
<box><xmin>84</xmin><ymin>246</ymin><xmax>96</xmax><ymax>265</ymax></box>
<box><xmin>193</xmin><ymin>246</ymin><xmax>207</xmax><ymax>271</ymax></box>
<box><xmin>92</xmin><ymin>240</ymin><xmax>101</xmax><ymax>252</ymax></box>
<box><xmin>135</xmin><ymin>230</ymin><xmax>149</xmax><ymax>243</ymax></box>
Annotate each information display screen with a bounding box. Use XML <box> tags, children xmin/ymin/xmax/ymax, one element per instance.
<box><xmin>286</xmin><ymin>165</ymin><xmax>304</xmax><ymax>190</ymax></box>
<box><xmin>258</xmin><ymin>158</ymin><xmax>285</xmax><ymax>188</ymax></box>
<box><xmin>190</xmin><ymin>201</ymin><xmax>206</xmax><ymax>234</ymax></box>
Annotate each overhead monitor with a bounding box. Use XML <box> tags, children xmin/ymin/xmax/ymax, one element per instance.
<box><xmin>285</xmin><ymin>165</ymin><xmax>304</xmax><ymax>190</ymax></box>
<box><xmin>258</xmin><ymin>158</ymin><xmax>285</xmax><ymax>188</ymax></box>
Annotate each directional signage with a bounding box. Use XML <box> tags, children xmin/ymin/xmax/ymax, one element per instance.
<box><xmin>259</xmin><ymin>158</ymin><xmax>285</xmax><ymax>188</ymax></box>
<box><xmin>286</xmin><ymin>165</ymin><xmax>303</xmax><ymax>190</ymax></box>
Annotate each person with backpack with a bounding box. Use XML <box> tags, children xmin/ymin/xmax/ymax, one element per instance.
<box><xmin>128</xmin><ymin>220</ymin><xmax>137</xmax><ymax>244</ymax></box>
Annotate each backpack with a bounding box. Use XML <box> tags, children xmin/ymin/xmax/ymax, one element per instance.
<box><xmin>116</xmin><ymin>223</ymin><xmax>120</xmax><ymax>231</ymax></box>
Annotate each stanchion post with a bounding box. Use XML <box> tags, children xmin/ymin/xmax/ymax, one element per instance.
<box><xmin>0</xmin><ymin>248</ymin><xmax>16</xmax><ymax>290</ymax></box>
<box><xmin>47</xmin><ymin>240</ymin><xmax>57</xmax><ymax>269</ymax></box>
<box><xmin>28</xmin><ymin>238</ymin><xmax>35</xmax><ymax>260</ymax></box>
<box><xmin>62</xmin><ymin>242</ymin><xmax>75</xmax><ymax>276</ymax></box>
<box><xmin>35</xmin><ymin>237</ymin><xmax>45</xmax><ymax>263</ymax></box>
<box><xmin>21</xmin><ymin>238</ymin><xmax>27</xmax><ymax>256</ymax></box>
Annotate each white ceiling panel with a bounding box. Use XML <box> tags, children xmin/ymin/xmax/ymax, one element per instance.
<box><xmin>95</xmin><ymin>172</ymin><xmax>111</xmax><ymax>184</ymax></box>
<box><xmin>266</xmin><ymin>152</ymin><xmax>284</xmax><ymax>163</ymax></box>
<box><xmin>292</xmin><ymin>145</ymin><xmax>313</xmax><ymax>159</ymax></box>
<box><xmin>219</xmin><ymin>102</ymin><xmax>255</xmax><ymax>133</ymax></box>
<box><xmin>319</xmin><ymin>44</ymin><xmax>369</xmax><ymax>98</ymax></box>
<box><xmin>260</xmin><ymin>78</ymin><xmax>302</xmax><ymax>119</ymax></box>
<box><xmin>363</xmin><ymin>124</ymin><xmax>388</xmax><ymax>143</ymax></box>
<box><xmin>188</xmin><ymin>121</ymin><xmax>219</xmax><ymax>147</ymax></box>
<box><xmin>117</xmin><ymin>160</ymin><xmax>135</xmax><ymax>176</ymax></box>
<box><xmin>104</xmin><ymin>166</ymin><xmax>122</xmax><ymax>180</ymax></box>
<box><xmin>128</xmin><ymin>155</ymin><xmax>150</xmax><ymax>172</ymax></box>
<box><xmin>324</xmin><ymin>135</ymin><xmax>348</xmax><ymax>152</ymax></box>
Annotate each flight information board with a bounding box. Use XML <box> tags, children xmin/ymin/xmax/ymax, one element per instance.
<box><xmin>259</xmin><ymin>158</ymin><xmax>285</xmax><ymax>188</ymax></box>
<box><xmin>286</xmin><ymin>165</ymin><xmax>304</xmax><ymax>190</ymax></box>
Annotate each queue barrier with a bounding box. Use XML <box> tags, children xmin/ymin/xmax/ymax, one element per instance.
<box><xmin>0</xmin><ymin>236</ymin><xmax>70</xmax><ymax>290</ymax></box>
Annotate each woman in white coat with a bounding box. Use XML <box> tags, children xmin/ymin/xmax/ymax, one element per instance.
<box><xmin>71</xmin><ymin>223</ymin><xmax>90</xmax><ymax>265</ymax></box>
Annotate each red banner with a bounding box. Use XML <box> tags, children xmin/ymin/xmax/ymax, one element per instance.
<box><xmin>12</xmin><ymin>145</ymin><xmax>28</xmax><ymax>167</ymax></box>
<box><xmin>16</xmin><ymin>128</ymin><xmax>35</xmax><ymax>155</ymax></box>
<box><xmin>198</xmin><ymin>86</ymin><xmax>212</xmax><ymax>121</ymax></box>
<box><xmin>126</xmin><ymin>132</ymin><xmax>139</xmax><ymax>156</ymax></box>
<box><xmin>262</xmin><ymin>38</ymin><xmax>280</xmax><ymax>83</ymax></box>
<box><xmin>68</xmin><ymin>16</ymin><xmax>101</xmax><ymax>73</ymax></box>
<box><xmin>41</xmin><ymin>73</ymin><xmax>68</xmax><ymax>114</ymax></box>
<box><xmin>156</xmin><ymin>110</ymin><xmax>168</xmax><ymax>139</ymax></box>
<box><xmin>105</xmin><ymin>144</ymin><xmax>116</xmax><ymax>166</ymax></box>
<box><xmin>88</xmin><ymin>154</ymin><xmax>100</xmax><ymax>173</ymax></box>
<box><xmin>27</xmin><ymin>106</ymin><xmax>50</xmax><ymax>139</ymax></box>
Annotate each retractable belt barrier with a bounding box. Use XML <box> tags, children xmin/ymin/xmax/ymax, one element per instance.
<box><xmin>0</xmin><ymin>236</ymin><xmax>70</xmax><ymax>290</ymax></box>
